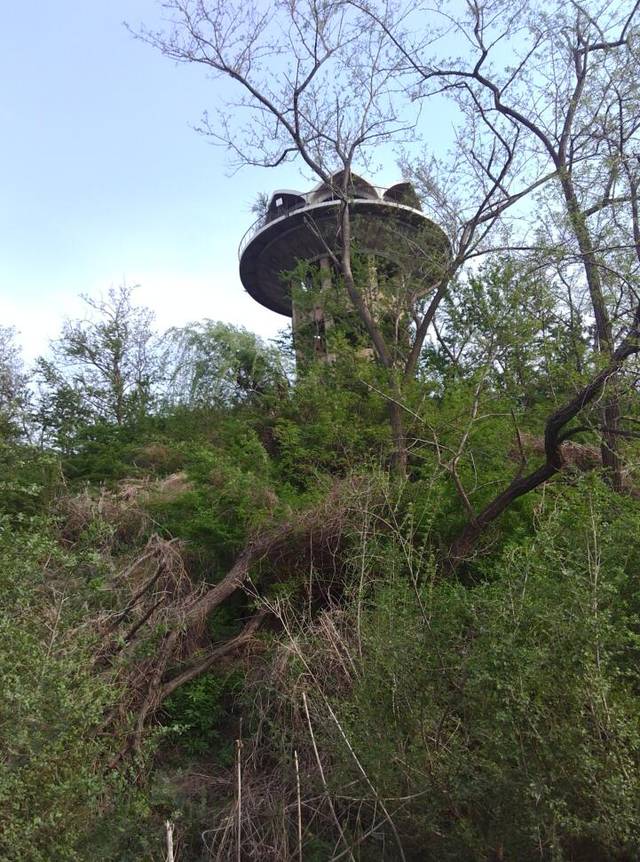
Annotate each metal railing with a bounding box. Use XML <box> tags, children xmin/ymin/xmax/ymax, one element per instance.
<box><xmin>238</xmin><ymin>200</ymin><xmax>307</xmax><ymax>260</ymax></box>
<box><xmin>237</xmin><ymin>185</ymin><xmax>422</xmax><ymax>260</ymax></box>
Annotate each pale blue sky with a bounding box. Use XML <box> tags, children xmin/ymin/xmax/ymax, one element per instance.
<box><xmin>0</xmin><ymin>1</ymin><xmax>439</xmax><ymax>360</ymax></box>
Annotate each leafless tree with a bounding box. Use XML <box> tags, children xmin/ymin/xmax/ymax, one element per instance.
<box><xmin>334</xmin><ymin>0</ymin><xmax>640</xmax><ymax>563</ymax></box>
<box><xmin>141</xmin><ymin>1</ymin><xmax>640</xmax><ymax>568</ymax></box>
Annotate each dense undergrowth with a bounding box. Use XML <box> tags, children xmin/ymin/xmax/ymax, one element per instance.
<box><xmin>2</xmin><ymin>271</ymin><xmax>640</xmax><ymax>861</ymax></box>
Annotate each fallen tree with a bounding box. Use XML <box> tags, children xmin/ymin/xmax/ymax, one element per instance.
<box><xmin>89</xmin><ymin>478</ymin><xmax>374</xmax><ymax>756</ymax></box>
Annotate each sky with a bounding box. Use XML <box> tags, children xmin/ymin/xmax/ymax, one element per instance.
<box><xmin>0</xmin><ymin>1</ymin><xmax>307</xmax><ymax>360</ymax></box>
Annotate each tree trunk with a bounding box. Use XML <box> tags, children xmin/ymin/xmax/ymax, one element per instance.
<box><xmin>388</xmin><ymin>397</ymin><xmax>408</xmax><ymax>477</ymax></box>
<box><xmin>338</xmin><ymin>201</ymin><xmax>409</xmax><ymax>475</ymax></box>
<box><xmin>559</xmin><ymin>172</ymin><xmax>622</xmax><ymax>489</ymax></box>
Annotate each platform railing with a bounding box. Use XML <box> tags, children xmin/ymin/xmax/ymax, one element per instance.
<box><xmin>237</xmin><ymin>185</ymin><xmax>420</xmax><ymax>260</ymax></box>
<box><xmin>237</xmin><ymin>200</ymin><xmax>307</xmax><ymax>260</ymax></box>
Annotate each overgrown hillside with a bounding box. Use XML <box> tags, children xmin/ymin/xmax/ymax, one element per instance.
<box><xmin>2</xmin><ymin>267</ymin><xmax>640</xmax><ymax>862</ymax></box>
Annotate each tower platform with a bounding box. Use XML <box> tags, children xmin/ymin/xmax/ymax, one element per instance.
<box><xmin>238</xmin><ymin>177</ymin><xmax>449</xmax><ymax>317</ymax></box>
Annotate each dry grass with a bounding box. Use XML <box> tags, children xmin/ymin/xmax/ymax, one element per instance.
<box><xmin>56</xmin><ymin>485</ymin><xmax>150</xmax><ymax>549</ymax></box>
<box><xmin>56</xmin><ymin>471</ymin><xmax>396</xmax><ymax>850</ymax></box>
<box><xmin>200</xmin><ymin>598</ymin><xmax>392</xmax><ymax>862</ymax></box>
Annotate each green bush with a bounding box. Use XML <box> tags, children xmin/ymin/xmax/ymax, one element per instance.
<box><xmin>265</xmin><ymin>479</ymin><xmax>640</xmax><ymax>861</ymax></box>
<box><xmin>0</xmin><ymin>521</ymin><xmax>112</xmax><ymax>861</ymax></box>
<box><xmin>163</xmin><ymin>671</ymin><xmax>241</xmax><ymax>758</ymax></box>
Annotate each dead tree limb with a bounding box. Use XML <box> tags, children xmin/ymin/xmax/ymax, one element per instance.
<box><xmin>160</xmin><ymin>609</ymin><xmax>269</xmax><ymax>701</ymax></box>
<box><xmin>103</xmin><ymin>481</ymin><xmax>366</xmax><ymax>758</ymax></box>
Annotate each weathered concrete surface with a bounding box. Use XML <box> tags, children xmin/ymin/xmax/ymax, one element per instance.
<box><xmin>239</xmin><ymin>198</ymin><xmax>450</xmax><ymax>316</ymax></box>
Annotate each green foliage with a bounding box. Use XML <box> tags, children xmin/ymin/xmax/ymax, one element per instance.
<box><xmin>163</xmin><ymin>671</ymin><xmax>241</xmax><ymax>758</ymax></box>
<box><xmin>148</xmin><ymin>426</ymin><xmax>278</xmax><ymax>573</ymax></box>
<box><xmin>36</xmin><ymin>285</ymin><xmax>161</xmax><ymax>435</ymax></box>
<box><xmin>33</xmin><ymin>358</ymin><xmax>95</xmax><ymax>454</ymax></box>
<box><xmin>290</xmin><ymin>251</ymin><xmax>422</xmax><ymax>367</ymax></box>
<box><xmin>310</xmin><ymin>480</ymin><xmax>640</xmax><ymax>860</ymax></box>
<box><xmin>0</xmin><ymin>326</ymin><xmax>31</xmax><ymax>441</ymax></box>
<box><xmin>424</xmin><ymin>260</ymin><xmax>588</xmax><ymax>403</ymax></box>
<box><xmin>272</xmin><ymin>357</ymin><xmax>392</xmax><ymax>488</ymax></box>
<box><xmin>4</xmin><ymin>258</ymin><xmax>640</xmax><ymax>859</ymax></box>
<box><xmin>0</xmin><ymin>521</ymin><xmax>112</xmax><ymax>861</ymax></box>
<box><xmin>61</xmin><ymin>420</ymin><xmax>154</xmax><ymax>481</ymax></box>
<box><xmin>164</xmin><ymin>320</ymin><xmax>290</xmax><ymax>408</ymax></box>
<box><xmin>80</xmin><ymin>786</ymin><xmax>161</xmax><ymax>862</ymax></box>
<box><xmin>0</xmin><ymin>442</ymin><xmax>59</xmax><ymax>520</ymax></box>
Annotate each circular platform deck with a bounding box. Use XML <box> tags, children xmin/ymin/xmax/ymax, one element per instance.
<box><xmin>238</xmin><ymin>199</ymin><xmax>449</xmax><ymax>316</ymax></box>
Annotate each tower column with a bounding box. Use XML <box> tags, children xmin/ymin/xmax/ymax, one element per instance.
<box><xmin>316</xmin><ymin>256</ymin><xmax>335</xmax><ymax>362</ymax></box>
<box><xmin>319</xmin><ymin>255</ymin><xmax>332</xmax><ymax>292</ymax></box>
<box><xmin>290</xmin><ymin>257</ymin><xmax>334</xmax><ymax>365</ymax></box>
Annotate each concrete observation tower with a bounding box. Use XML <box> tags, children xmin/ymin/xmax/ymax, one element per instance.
<box><xmin>238</xmin><ymin>171</ymin><xmax>450</xmax><ymax>363</ymax></box>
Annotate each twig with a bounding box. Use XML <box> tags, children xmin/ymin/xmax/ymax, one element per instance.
<box><xmin>165</xmin><ymin>820</ymin><xmax>175</xmax><ymax>862</ymax></box>
<box><xmin>295</xmin><ymin>750</ymin><xmax>303</xmax><ymax>862</ymax></box>
<box><xmin>302</xmin><ymin>691</ymin><xmax>355</xmax><ymax>862</ymax></box>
